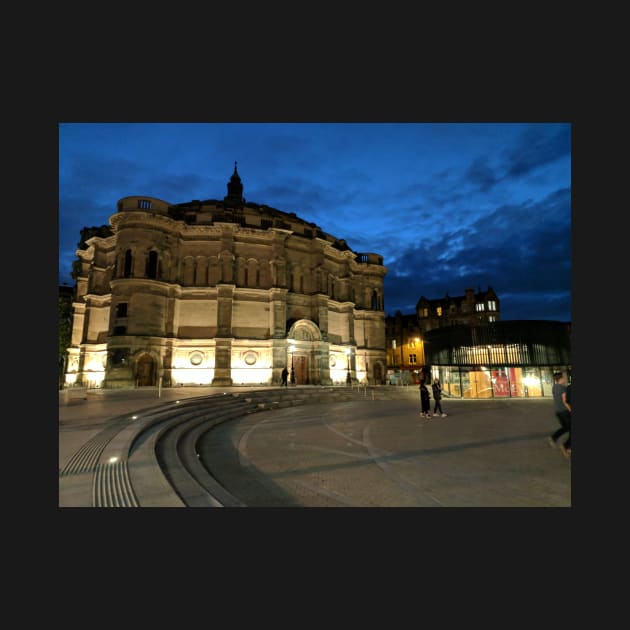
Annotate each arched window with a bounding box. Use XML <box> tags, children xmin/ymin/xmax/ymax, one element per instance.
<box><xmin>147</xmin><ymin>251</ymin><xmax>158</xmax><ymax>279</ymax></box>
<box><xmin>124</xmin><ymin>249</ymin><xmax>133</xmax><ymax>278</ymax></box>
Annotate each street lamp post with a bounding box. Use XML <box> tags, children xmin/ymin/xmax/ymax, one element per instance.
<box><xmin>289</xmin><ymin>343</ymin><xmax>296</xmax><ymax>385</ymax></box>
<box><xmin>345</xmin><ymin>347</ymin><xmax>352</xmax><ymax>385</ymax></box>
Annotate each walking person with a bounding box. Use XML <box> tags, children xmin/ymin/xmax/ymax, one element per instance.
<box><xmin>432</xmin><ymin>378</ymin><xmax>447</xmax><ymax>417</ymax></box>
<box><xmin>281</xmin><ymin>367</ymin><xmax>289</xmax><ymax>387</ymax></box>
<box><xmin>419</xmin><ymin>380</ymin><xmax>432</xmax><ymax>418</ymax></box>
<box><xmin>548</xmin><ymin>371</ymin><xmax>571</xmax><ymax>458</ymax></box>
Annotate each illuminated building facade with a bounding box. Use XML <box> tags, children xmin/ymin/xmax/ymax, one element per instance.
<box><xmin>385</xmin><ymin>290</ymin><xmax>571</xmax><ymax>397</ymax></box>
<box><xmin>65</xmin><ymin>165</ymin><xmax>387</xmax><ymax>388</ymax></box>
<box><xmin>385</xmin><ymin>287</ymin><xmax>500</xmax><ymax>384</ymax></box>
<box><xmin>425</xmin><ymin>320</ymin><xmax>571</xmax><ymax>398</ymax></box>
<box><xmin>416</xmin><ymin>287</ymin><xmax>500</xmax><ymax>333</ymax></box>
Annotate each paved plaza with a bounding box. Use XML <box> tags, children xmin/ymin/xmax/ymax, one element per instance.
<box><xmin>59</xmin><ymin>386</ymin><xmax>571</xmax><ymax>508</ymax></box>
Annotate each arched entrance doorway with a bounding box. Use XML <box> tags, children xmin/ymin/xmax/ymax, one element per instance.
<box><xmin>287</xmin><ymin>319</ymin><xmax>323</xmax><ymax>385</ymax></box>
<box><xmin>136</xmin><ymin>353</ymin><xmax>155</xmax><ymax>386</ymax></box>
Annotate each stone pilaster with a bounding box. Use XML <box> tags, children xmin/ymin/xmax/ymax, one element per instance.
<box><xmin>317</xmin><ymin>294</ymin><xmax>329</xmax><ymax>341</ymax></box>
<box><xmin>270</xmin><ymin>288</ymin><xmax>288</xmax><ymax>338</ymax></box>
<box><xmin>211</xmin><ymin>338</ymin><xmax>233</xmax><ymax>386</ymax></box>
<box><xmin>216</xmin><ymin>284</ymin><xmax>234</xmax><ymax>337</ymax></box>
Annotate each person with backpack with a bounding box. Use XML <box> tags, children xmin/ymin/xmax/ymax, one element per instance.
<box><xmin>432</xmin><ymin>378</ymin><xmax>447</xmax><ymax>417</ymax></box>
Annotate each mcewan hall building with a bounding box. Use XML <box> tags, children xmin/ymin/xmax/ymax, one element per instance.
<box><xmin>63</xmin><ymin>165</ymin><xmax>570</xmax><ymax>398</ymax></box>
<box><xmin>64</xmin><ymin>165</ymin><xmax>387</xmax><ymax>388</ymax></box>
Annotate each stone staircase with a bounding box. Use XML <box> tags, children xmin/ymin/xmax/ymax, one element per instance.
<box><xmin>59</xmin><ymin>385</ymin><xmax>419</xmax><ymax>507</ymax></box>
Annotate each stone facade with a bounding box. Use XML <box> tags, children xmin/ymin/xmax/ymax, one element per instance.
<box><xmin>65</xmin><ymin>166</ymin><xmax>388</xmax><ymax>388</ymax></box>
<box><xmin>415</xmin><ymin>287</ymin><xmax>500</xmax><ymax>334</ymax></box>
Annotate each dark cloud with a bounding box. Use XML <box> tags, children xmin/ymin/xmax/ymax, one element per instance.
<box><xmin>503</xmin><ymin>127</ymin><xmax>571</xmax><ymax>179</ymax></box>
<box><xmin>383</xmin><ymin>188</ymin><xmax>571</xmax><ymax>321</ymax></box>
<box><xmin>464</xmin><ymin>156</ymin><xmax>500</xmax><ymax>193</ymax></box>
<box><xmin>59</xmin><ymin>123</ymin><xmax>571</xmax><ymax>321</ymax></box>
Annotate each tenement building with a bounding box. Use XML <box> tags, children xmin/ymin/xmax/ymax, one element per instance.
<box><xmin>65</xmin><ymin>165</ymin><xmax>387</xmax><ymax>388</ymax></box>
<box><xmin>416</xmin><ymin>287</ymin><xmax>500</xmax><ymax>333</ymax></box>
<box><xmin>385</xmin><ymin>287</ymin><xmax>500</xmax><ymax>382</ymax></box>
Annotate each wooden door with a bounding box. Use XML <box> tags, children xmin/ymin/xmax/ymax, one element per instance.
<box><xmin>136</xmin><ymin>354</ymin><xmax>155</xmax><ymax>386</ymax></box>
<box><xmin>294</xmin><ymin>355</ymin><xmax>308</xmax><ymax>384</ymax></box>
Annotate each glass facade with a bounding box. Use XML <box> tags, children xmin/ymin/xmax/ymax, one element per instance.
<box><xmin>426</xmin><ymin>321</ymin><xmax>571</xmax><ymax>399</ymax></box>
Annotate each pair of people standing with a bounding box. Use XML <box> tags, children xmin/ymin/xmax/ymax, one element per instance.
<box><xmin>419</xmin><ymin>378</ymin><xmax>447</xmax><ymax>418</ymax></box>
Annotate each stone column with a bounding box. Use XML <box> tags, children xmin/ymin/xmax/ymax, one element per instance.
<box><xmin>216</xmin><ymin>284</ymin><xmax>234</xmax><ymax>337</ymax></box>
<box><xmin>212</xmin><ymin>285</ymin><xmax>234</xmax><ymax>386</ymax></box>
<box><xmin>211</xmin><ymin>339</ymin><xmax>233</xmax><ymax>386</ymax></box>
<box><xmin>270</xmin><ymin>288</ymin><xmax>288</xmax><ymax>338</ymax></box>
<box><xmin>345</xmin><ymin>304</ymin><xmax>356</xmax><ymax>345</ymax></box>
<box><xmin>317</xmin><ymin>294</ymin><xmax>329</xmax><ymax>341</ymax></box>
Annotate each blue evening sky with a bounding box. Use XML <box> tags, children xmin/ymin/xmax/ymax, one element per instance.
<box><xmin>58</xmin><ymin>122</ymin><xmax>571</xmax><ymax>321</ymax></box>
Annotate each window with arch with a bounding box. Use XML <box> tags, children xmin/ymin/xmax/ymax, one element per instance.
<box><xmin>124</xmin><ymin>249</ymin><xmax>133</xmax><ymax>278</ymax></box>
<box><xmin>147</xmin><ymin>251</ymin><xmax>158</xmax><ymax>279</ymax></box>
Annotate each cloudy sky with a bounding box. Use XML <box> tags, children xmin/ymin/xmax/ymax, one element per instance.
<box><xmin>58</xmin><ymin>122</ymin><xmax>571</xmax><ymax>321</ymax></box>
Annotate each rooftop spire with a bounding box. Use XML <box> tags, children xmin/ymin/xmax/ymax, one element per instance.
<box><xmin>225</xmin><ymin>161</ymin><xmax>244</xmax><ymax>205</ymax></box>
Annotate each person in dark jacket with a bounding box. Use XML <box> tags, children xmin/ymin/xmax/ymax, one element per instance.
<box><xmin>548</xmin><ymin>372</ymin><xmax>571</xmax><ymax>458</ymax></box>
<box><xmin>432</xmin><ymin>378</ymin><xmax>447</xmax><ymax>417</ymax></box>
<box><xmin>419</xmin><ymin>381</ymin><xmax>431</xmax><ymax>418</ymax></box>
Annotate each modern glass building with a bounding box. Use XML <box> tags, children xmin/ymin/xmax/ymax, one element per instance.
<box><xmin>424</xmin><ymin>320</ymin><xmax>571</xmax><ymax>399</ymax></box>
